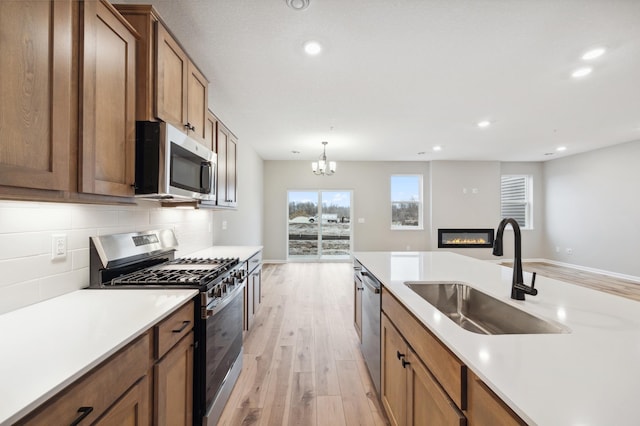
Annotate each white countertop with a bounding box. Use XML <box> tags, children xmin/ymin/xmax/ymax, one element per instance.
<box><xmin>353</xmin><ymin>251</ymin><xmax>640</xmax><ymax>426</ymax></box>
<box><xmin>0</xmin><ymin>289</ymin><xmax>197</xmax><ymax>425</ymax></box>
<box><xmin>187</xmin><ymin>245</ymin><xmax>262</xmax><ymax>262</ymax></box>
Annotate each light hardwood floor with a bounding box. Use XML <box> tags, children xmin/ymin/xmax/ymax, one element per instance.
<box><xmin>501</xmin><ymin>261</ymin><xmax>640</xmax><ymax>302</ymax></box>
<box><xmin>218</xmin><ymin>262</ymin><xmax>389</xmax><ymax>426</ymax></box>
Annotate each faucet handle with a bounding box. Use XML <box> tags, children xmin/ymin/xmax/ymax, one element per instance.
<box><xmin>531</xmin><ymin>272</ymin><xmax>537</xmax><ymax>289</ymax></box>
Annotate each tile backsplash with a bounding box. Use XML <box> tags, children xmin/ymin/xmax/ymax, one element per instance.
<box><xmin>0</xmin><ymin>200</ymin><xmax>214</xmax><ymax>314</ymax></box>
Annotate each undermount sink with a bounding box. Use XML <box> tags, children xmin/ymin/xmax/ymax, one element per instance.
<box><xmin>405</xmin><ymin>282</ymin><xmax>569</xmax><ymax>335</ymax></box>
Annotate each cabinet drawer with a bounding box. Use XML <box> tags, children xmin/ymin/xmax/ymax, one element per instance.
<box><xmin>155</xmin><ymin>301</ymin><xmax>194</xmax><ymax>359</ymax></box>
<box><xmin>382</xmin><ymin>288</ymin><xmax>467</xmax><ymax>409</ymax></box>
<box><xmin>18</xmin><ymin>332</ymin><xmax>151</xmax><ymax>425</ymax></box>
<box><xmin>247</xmin><ymin>251</ymin><xmax>262</xmax><ymax>273</ymax></box>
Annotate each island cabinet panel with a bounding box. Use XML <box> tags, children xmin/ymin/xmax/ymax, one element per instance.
<box><xmin>0</xmin><ymin>0</ymin><xmax>74</xmax><ymax>192</ymax></box>
<box><xmin>16</xmin><ymin>332</ymin><xmax>151</xmax><ymax>426</ymax></box>
<box><xmin>382</xmin><ymin>313</ymin><xmax>466</xmax><ymax>426</ymax></box>
<box><xmin>79</xmin><ymin>0</ymin><xmax>137</xmax><ymax>197</ymax></box>
<box><xmin>382</xmin><ymin>288</ymin><xmax>466</xmax><ymax>409</ymax></box>
<box><xmin>466</xmin><ymin>370</ymin><xmax>527</xmax><ymax>426</ymax></box>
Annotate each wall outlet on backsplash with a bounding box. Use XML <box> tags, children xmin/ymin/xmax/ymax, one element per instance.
<box><xmin>51</xmin><ymin>234</ymin><xmax>67</xmax><ymax>260</ymax></box>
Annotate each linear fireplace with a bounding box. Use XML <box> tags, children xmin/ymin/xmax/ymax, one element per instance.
<box><xmin>438</xmin><ymin>229</ymin><xmax>494</xmax><ymax>248</ymax></box>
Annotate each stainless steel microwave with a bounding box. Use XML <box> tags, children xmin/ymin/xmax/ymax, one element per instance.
<box><xmin>134</xmin><ymin>121</ymin><xmax>216</xmax><ymax>202</ymax></box>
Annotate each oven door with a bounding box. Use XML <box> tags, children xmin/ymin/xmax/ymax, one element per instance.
<box><xmin>203</xmin><ymin>283</ymin><xmax>244</xmax><ymax>425</ymax></box>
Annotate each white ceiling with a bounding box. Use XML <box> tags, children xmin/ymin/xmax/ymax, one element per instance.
<box><xmin>117</xmin><ymin>0</ymin><xmax>640</xmax><ymax>162</ymax></box>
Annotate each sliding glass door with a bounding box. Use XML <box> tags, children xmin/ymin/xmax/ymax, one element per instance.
<box><xmin>287</xmin><ymin>190</ymin><xmax>352</xmax><ymax>260</ymax></box>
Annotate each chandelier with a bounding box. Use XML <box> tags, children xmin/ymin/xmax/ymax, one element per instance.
<box><xmin>312</xmin><ymin>141</ymin><xmax>336</xmax><ymax>176</ymax></box>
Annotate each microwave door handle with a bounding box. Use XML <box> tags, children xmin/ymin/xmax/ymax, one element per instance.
<box><xmin>201</xmin><ymin>161</ymin><xmax>212</xmax><ymax>193</ymax></box>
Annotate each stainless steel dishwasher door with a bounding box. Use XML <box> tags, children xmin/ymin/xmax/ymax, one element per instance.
<box><xmin>361</xmin><ymin>270</ymin><xmax>381</xmax><ymax>396</ymax></box>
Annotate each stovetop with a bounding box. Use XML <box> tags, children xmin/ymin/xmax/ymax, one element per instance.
<box><xmin>111</xmin><ymin>257</ymin><xmax>239</xmax><ymax>288</ymax></box>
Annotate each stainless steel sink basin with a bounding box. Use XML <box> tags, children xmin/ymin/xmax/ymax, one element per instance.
<box><xmin>405</xmin><ymin>282</ymin><xmax>569</xmax><ymax>335</ymax></box>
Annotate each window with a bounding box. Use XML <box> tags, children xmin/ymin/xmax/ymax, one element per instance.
<box><xmin>391</xmin><ymin>175</ymin><xmax>423</xmax><ymax>229</ymax></box>
<box><xmin>500</xmin><ymin>175</ymin><xmax>532</xmax><ymax>229</ymax></box>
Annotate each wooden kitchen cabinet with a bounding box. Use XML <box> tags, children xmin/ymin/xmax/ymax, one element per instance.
<box><xmin>114</xmin><ymin>5</ymin><xmax>209</xmax><ymax>146</ymax></box>
<box><xmin>17</xmin><ymin>332</ymin><xmax>151</xmax><ymax>425</ymax></box>
<box><xmin>0</xmin><ymin>0</ymin><xmax>74</xmax><ymax>193</ymax></box>
<box><xmin>153</xmin><ymin>301</ymin><xmax>194</xmax><ymax>425</ymax></box>
<box><xmin>466</xmin><ymin>370</ymin><xmax>526</xmax><ymax>426</ymax></box>
<box><xmin>205</xmin><ymin>110</ymin><xmax>217</xmax><ymax>151</ymax></box>
<box><xmin>79</xmin><ymin>0</ymin><xmax>137</xmax><ymax>197</ymax></box>
<box><xmin>216</xmin><ymin>121</ymin><xmax>238</xmax><ymax>207</ymax></box>
<box><xmin>354</xmin><ymin>270</ymin><xmax>363</xmax><ymax>341</ymax></box>
<box><xmin>244</xmin><ymin>251</ymin><xmax>262</xmax><ymax>331</ymax></box>
<box><xmin>382</xmin><ymin>313</ymin><xmax>466</xmax><ymax>426</ymax></box>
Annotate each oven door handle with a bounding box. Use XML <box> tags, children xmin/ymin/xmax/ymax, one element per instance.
<box><xmin>202</xmin><ymin>282</ymin><xmax>245</xmax><ymax>319</ymax></box>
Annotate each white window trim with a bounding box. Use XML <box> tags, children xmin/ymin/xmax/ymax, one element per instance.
<box><xmin>390</xmin><ymin>174</ymin><xmax>424</xmax><ymax>230</ymax></box>
<box><xmin>500</xmin><ymin>174</ymin><xmax>534</xmax><ymax>230</ymax></box>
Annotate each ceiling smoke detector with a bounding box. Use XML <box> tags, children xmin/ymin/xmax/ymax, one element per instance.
<box><xmin>286</xmin><ymin>0</ymin><xmax>310</xmax><ymax>11</ymax></box>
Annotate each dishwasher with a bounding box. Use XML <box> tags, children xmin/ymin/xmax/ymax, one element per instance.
<box><xmin>356</xmin><ymin>260</ymin><xmax>382</xmax><ymax>396</ymax></box>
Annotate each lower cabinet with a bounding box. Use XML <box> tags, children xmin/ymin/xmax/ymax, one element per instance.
<box><xmin>244</xmin><ymin>251</ymin><xmax>262</xmax><ymax>332</ymax></box>
<box><xmin>380</xmin><ymin>288</ymin><xmax>527</xmax><ymax>426</ymax></box>
<box><xmin>466</xmin><ymin>370</ymin><xmax>527</xmax><ymax>426</ymax></box>
<box><xmin>17</xmin><ymin>300</ymin><xmax>195</xmax><ymax>425</ymax></box>
<box><xmin>94</xmin><ymin>375</ymin><xmax>150</xmax><ymax>425</ymax></box>
<box><xmin>382</xmin><ymin>313</ymin><xmax>466</xmax><ymax>426</ymax></box>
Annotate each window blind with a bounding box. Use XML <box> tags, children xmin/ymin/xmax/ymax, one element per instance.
<box><xmin>501</xmin><ymin>175</ymin><xmax>528</xmax><ymax>227</ymax></box>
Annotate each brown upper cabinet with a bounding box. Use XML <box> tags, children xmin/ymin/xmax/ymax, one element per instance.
<box><xmin>0</xmin><ymin>0</ymin><xmax>74</xmax><ymax>193</ymax></box>
<box><xmin>216</xmin><ymin>120</ymin><xmax>238</xmax><ymax>208</ymax></box>
<box><xmin>79</xmin><ymin>0</ymin><xmax>138</xmax><ymax>197</ymax></box>
<box><xmin>114</xmin><ymin>5</ymin><xmax>209</xmax><ymax>146</ymax></box>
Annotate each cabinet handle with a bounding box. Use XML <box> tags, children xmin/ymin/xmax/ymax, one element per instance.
<box><xmin>396</xmin><ymin>350</ymin><xmax>405</xmax><ymax>360</ymax></box>
<box><xmin>172</xmin><ymin>320</ymin><xmax>191</xmax><ymax>333</ymax></box>
<box><xmin>402</xmin><ymin>359</ymin><xmax>411</xmax><ymax>368</ymax></box>
<box><xmin>184</xmin><ymin>122</ymin><xmax>195</xmax><ymax>132</ymax></box>
<box><xmin>70</xmin><ymin>406</ymin><xmax>93</xmax><ymax>426</ymax></box>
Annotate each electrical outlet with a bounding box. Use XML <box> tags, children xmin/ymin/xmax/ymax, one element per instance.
<box><xmin>555</xmin><ymin>246</ymin><xmax>560</xmax><ymax>253</ymax></box>
<box><xmin>222</xmin><ymin>220</ymin><xmax>228</xmax><ymax>230</ymax></box>
<box><xmin>566</xmin><ymin>248</ymin><xmax>573</xmax><ymax>255</ymax></box>
<box><xmin>51</xmin><ymin>234</ymin><xmax>67</xmax><ymax>260</ymax></box>
<box><xmin>358</xmin><ymin>218</ymin><xmax>365</xmax><ymax>224</ymax></box>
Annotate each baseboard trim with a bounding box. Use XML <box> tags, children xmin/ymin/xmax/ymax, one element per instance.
<box><xmin>491</xmin><ymin>257</ymin><xmax>640</xmax><ymax>284</ymax></box>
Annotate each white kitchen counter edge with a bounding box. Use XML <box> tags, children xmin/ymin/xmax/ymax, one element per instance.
<box><xmin>354</xmin><ymin>251</ymin><xmax>640</xmax><ymax>426</ymax></box>
<box><xmin>0</xmin><ymin>288</ymin><xmax>198</xmax><ymax>425</ymax></box>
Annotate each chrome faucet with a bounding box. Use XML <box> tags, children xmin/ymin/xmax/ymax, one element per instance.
<box><xmin>493</xmin><ymin>218</ymin><xmax>538</xmax><ymax>300</ymax></box>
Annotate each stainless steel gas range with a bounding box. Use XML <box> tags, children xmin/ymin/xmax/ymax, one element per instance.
<box><xmin>89</xmin><ymin>229</ymin><xmax>245</xmax><ymax>426</ymax></box>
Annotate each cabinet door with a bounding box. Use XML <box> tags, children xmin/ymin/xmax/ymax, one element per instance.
<box><xmin>80</xmin><ymin>0</ymin><xmax>136</xmax><ymax>196</ymax></box>
<box><xmin>252</xmin><ymin>268</ymin><xmax>261</xmax><ymax>313</ymax></box>
<box><xmin>381</xmin><ymin>314</ymin><xmax>407</xmax><ymax>426</ymax></box>
<box><xmin>466</xmin><ymin>371</ymin><xmax>526</xmax><ymax>426</ymax></box>
<box><xmin>0</xmin><ymin>0</ymin><xmax>73</xmax><ymax>191</ymax></box>
<box><xmin>95</xmin><ymin>375</ymin><xmax>150</xmax><ymax>426</ymax></box>
<box><xmin>407</xmin><ymin>348</ymin><xmax>466</xmax><ymax>426</ymax></box>
<box><xmin>205</xmin><ymin>111</ymin><xmax>217</xmax><ymax>151</ymax></box>
<box><xmin>156</xmin><ymin>22</ymin><xmax>188</xmax><ymax>130</ymax></box>
<box><xmin>354</xmin><ymin>274</ymin><xmax>363</xmax><ymax>341</ymax></box>
<box><xmin>155</xmin><ymin>331</ymin><xmax>194</xmax><ymax>426</ymax></box>
<box><xmin>216</xmin><ymin>123</ymin><xmax>229</xmax><ymax>205</ymax></box>
<box><xmin>226</xmin><ymin>135</ymin><xmax>238</xmax><ymax>205</ymax></box>
<box><xmin>245</xmin><ymin>275</ymin><xmax>255</xmax><ymax>331</ymax></box>
<box><xmin>187</xmin><ymin>62</ymin><xmax>208</xmax><ymax>144</ymax></box>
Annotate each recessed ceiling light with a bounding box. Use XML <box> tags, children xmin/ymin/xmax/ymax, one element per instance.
<box><xmin>556</xmin><ymin>146</ymin><xmax>567</xmax><ymax>152</ymax></box>
<box><xmin>582</xmin><ymin>47</ymin><xmax>606</xmax><ymax>60</ymax></box>
<box><xmin>291</xmin><ymin>150</ymin><xmax>300</xmax><ymax>154</ymax></box>
<box><xmin>303</xmin><ymin>41</ymin><xmax>322</xmax><ymax>55</ymax></box>
<box><xmin>572</xmin><ymin>67</ymin><xmax>592</xmax><ymax>78</ymax></box>
<box><xmin>432</xmin><ymin>145</ymin><xmax>442</xmax><ymax>152</ymax></box>
<box><xmin>286</xmin><ymin>0</ymin><xmax>310</xmax><ymax>10</ymax></box>
<box><xmin>477</xmin><ymin>120</ymin><xmax>491</xmax><ymax>128</ymax></box>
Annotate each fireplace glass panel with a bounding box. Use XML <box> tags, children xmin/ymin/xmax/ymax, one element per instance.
<box><xmin>438</xmin><ymin>229</ymin><xmax>494</xmax><ymax>248</ymax></box>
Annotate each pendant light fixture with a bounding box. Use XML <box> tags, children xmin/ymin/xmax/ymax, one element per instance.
<box><xmin>311</xmin><ymin>141</ymin><xmax>336</xmax><ymax>176</ymax></box>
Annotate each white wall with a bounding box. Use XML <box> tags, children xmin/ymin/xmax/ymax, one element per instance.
<box><xmin>0</xmin><ymin>200</ymin><xmax>215</xmax><ymax>314</ymax></box>
<box><xmin>211</xmin><ymin>140</ymin><xmax>264</xmax><ymax>246</ymax></box>
<box><xmin>543</xmin><ymin>140</ymin><xmax>640</xmax><ymax>276</ymax></box>
<box><xmin>263</xmin><ymin>161</ymin><xmax>431</xmax><ymax>261</ymax></box>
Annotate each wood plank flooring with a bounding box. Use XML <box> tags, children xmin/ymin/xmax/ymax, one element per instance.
<box><xmin>501</xmin><ymin>261</ymin><xmax>640</xmax><ymax>302</ymax></box>
<box><xmin>218</xmin><ymin>263</ymin><xmax>389</xmax><ymax>426</ymax></box>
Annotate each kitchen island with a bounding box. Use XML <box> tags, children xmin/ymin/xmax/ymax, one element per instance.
<box><xmin>354</xmin><ymin>251</ymin><xmax>640</xmax><ymax>425</ymax></box>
